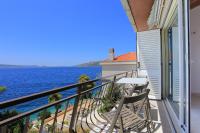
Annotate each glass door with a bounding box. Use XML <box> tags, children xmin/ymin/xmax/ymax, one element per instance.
<box><xmin>165</xmin><ymin>0</ymin><xmax>190</xmax><ymax>132</ymax></box>
<box><xmin>167</xmin><ymin>13</ymin><xmax>180</xmax><ymax>119</ymax></box>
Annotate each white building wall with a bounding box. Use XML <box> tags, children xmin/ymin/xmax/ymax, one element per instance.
<box><xmin>190</xmin><ymin>6</ymin><xmax>200</xmax><ymax>94</ymax></box>
<box><xmin>101</xmin><ymin>63</ymin><xmax>137</xmax><ymax>77</ymax></box>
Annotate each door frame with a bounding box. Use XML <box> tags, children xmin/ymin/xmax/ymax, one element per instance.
<box><xmin>161</xmin><ymin>0</ymin><xmax>190</xmax><ymax>132</ymax></box>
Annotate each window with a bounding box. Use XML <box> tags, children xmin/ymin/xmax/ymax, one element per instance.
<box><xmin>167</xmin><ymin>11</ymin><xmax>180</xmax><ymax>118</ymax></box>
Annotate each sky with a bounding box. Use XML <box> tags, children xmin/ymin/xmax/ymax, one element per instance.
<box><xmin>0</xmin><ymin>0</ymin><xmax>136</xmax><ymax>66</ymax></box>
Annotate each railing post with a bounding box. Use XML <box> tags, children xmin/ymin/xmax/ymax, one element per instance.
<box><xmin>23</xmin><ymin>116</ymin><xmax>30</xmax><ymax>133</ymax></box>
<box><xmin>0</xmin><ymin>125</ymin><xmax>7</xmax><ymax>133</ymax></box>
<box><xmin>111</xmin><ymin>75</ymin><xmax>116</xmax><ymax>88</ymax></box>
<box><xmin>69</xmin><ymin>85</ymin><xmax>83</xmax><ymax>133</ymax></box>
<box><xmin>125</xmin><ymin>72</ymin><xmax>128</xmax><ymax>77</ymax></box>
<box><xmin>110</xmin><ymin>75</ymin><xmax>117</xmax><ymax>96</ymax></box>
<box><xmin>61</xmin><ymin>101</ymin><xmax>69</xmax><ymax>131</ymax></box>
<box><xmin>131</xmin><ymin>70</ymin><xmax>134</xmax><ymax>77</ymax></box>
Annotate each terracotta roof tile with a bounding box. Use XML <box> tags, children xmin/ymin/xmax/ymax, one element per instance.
<box><xmin>113</xmin><ymin>52</ymin><xmax>136</xmax><ymax>62</ymax></box>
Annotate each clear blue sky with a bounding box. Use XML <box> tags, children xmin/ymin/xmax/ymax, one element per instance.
<box><xmin>0</xmin><ymin>0</ymin><xmax>136</xmax><ymax>66</ymax></box>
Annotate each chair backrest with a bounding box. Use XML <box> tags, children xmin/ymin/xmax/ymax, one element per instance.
<box><xmin>108</xmin><ymin>89</ymin><xmax>150</xmax><ymax>133</ymax></box>
<box><xmin>134</xmin><ymin>81</ymin><xmax>149</xmax><ymax>92</ymax></box>
<box><xmin>137</xmin><ymin>70</ymin><xmax>148</xmax><ymax>78</ymax></box>
<box><xmin>123</xmin><ymin>89</ymin><xmax>150</xmax><ymax>104</ymax></box>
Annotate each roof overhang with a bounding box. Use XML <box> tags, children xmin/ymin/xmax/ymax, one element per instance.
<box><xmin>121</xmin><ymin>0</ymin><xmax>138</xmax><ymax>31</ymax></box>
<box><xmin>121</xmin><ymin>0</ymin><xmax>173</xmax><ymax>32</ymax></box>
<box><xmin>121</xmin><ymin>0</ymin><xmax>154</xmax><ymax>32</ymax></box>
<box><xmin>191</xmin><ymin>0</ymin><xmax>200</xmax><ymax>9</ymax></box>
<box><xmin>122</xmin><ymin>0</ymin><xmax>200</xmax><ymax>32</ymax></box>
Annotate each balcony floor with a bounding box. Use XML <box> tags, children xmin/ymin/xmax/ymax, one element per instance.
<box><xmin>149</xmin><ymin>100</ymin><xmax>172</xmax><ymax>133</ymax></box>
<box><xmin>31</xmin><ymin>100</ymin><xmax>173</xmax><ymax>133</ymax></box>
<box><xmin>88</xmin><ymin>100</ymin><xmax>173</xmax><ymax>133</ymax></box>
<box><xmin>33</xmin><ymin>100</ymin><xmax>172</xmax><ymax>133</ymax></box>
<box><xmin>191</xmin><ymin>94</ymin><xmax>200</xmax><ymax>133</ymax></box>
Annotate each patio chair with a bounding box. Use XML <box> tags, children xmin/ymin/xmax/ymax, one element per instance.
<box><xmin>103</xmin><ymin>89</ymin><xmax>152</xmax><ymax>133</ymax></box>
<box><xmin>123</xmin><ymin>81</ymin><xmax>149</xmax><ymax>97</ymax></box>
<box><xmin>133</xmin><ymin>81</ymin><xmax>149</xmax><ymax>95</ymax></box>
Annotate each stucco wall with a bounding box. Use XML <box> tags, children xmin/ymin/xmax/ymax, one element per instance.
<box><xmin>101</xmin><ymin>64</ymin><xmax>137</xmax><ymax>77</ymax></box>
<box><xmin>191</xmin><ymin>6</ymin><xmax>200</xmax><ymax>94</ymax></box>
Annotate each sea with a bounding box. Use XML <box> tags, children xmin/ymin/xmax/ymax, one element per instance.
<box><xmin>0</xmin><ymin>67</ymin><xmax>102</xmax><ymax>115</ymax></box>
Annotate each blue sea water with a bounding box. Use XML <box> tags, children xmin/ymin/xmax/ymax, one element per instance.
<box><xmin>0</xmin><ymin>67</ymin><xmax>102</xmax><ymax>113</ymax></box>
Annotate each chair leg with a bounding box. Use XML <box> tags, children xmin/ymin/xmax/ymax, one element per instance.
<box><xmin>146</xmin><ymin>122</ymin><xmax>151</xmax><ymax>133</ymax></box>
<box><xmin>136</xmin><ymin>125</ymin><xmax>140</xmax><ymax>133</ymax></box>
<box><xmin>119</xmin><ymin>115</ymin><xmax>124</xmax><ymax>133</ymax></box>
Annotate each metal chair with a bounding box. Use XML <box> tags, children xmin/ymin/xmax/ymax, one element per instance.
<box><xmin>103</xmin><ymin>89</ymin><xmax>152</xmax><ymax>133</ymax></box>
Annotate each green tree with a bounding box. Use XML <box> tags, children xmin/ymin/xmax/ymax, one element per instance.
<box><xmin>99</xmin><ymin>84</ymin><xmax>122</xmax><ymax>113</ymax></box>
<box><xmin>0</xmin><ymin>86</ymin><xmax>6</xmax><ymax>93</ymax></box>
<box><xmin>48</xmin><ymin>93</ymin><xmax>62</xmax><ymax>132</ymax></box>
<box><xmin>78</xmin><ymin>74</ymin><xmax>95</xmax><ymax>98</ymax></box>
<box><xmin>0</xmin><ymin>110</ymin><xmax>24</xmax><ymax>133</ymax></box>
<box><xmin>38</xmin><ymin>109</ymin><xmax>51</xmax><ymax>133</ymax></box>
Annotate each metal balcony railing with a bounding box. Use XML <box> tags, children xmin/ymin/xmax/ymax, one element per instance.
<box><xmin>0</xmin><ymin>71</ymin><xmax>136</xmax><ymax>133</ymax></box>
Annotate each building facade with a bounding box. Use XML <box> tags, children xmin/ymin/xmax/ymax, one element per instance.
<box><xmin>121</xmin><ymin>0</ymin><xmax>192</xmax><ymax>132</ymax></box>
<box><xmin>100</xmin><ymin>49</ymin><xmax>137</xmax><ymax>77</ymax></box>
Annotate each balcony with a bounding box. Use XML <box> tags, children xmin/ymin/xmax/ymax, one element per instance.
<box><xmin>0</xmin><ymin>72</ymin><xmax>172</xmax><ymax>133</ymax></box>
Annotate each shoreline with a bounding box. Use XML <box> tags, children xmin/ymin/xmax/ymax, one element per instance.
<box><xmin>31</xmin><ymin>99</ymin><xmax>93</xmax><ymax>130</ymax></box>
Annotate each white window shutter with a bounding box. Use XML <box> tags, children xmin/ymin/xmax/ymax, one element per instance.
<box><xmin>137</xmin><ymin>29</ymin><xmax>161</xmax><ymax>99</ymax></box>
<box><xmin>172</xmin><ymin>27</ymin><xmax>180</xmax><ymax>102</ymax></box>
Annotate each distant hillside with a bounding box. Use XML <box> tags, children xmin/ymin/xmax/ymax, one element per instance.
<box><xmin>76</xmin><ymin>61</ymin><xmax>101</xmax><ymax>67</ymax></box>
<box><xmin>0</xmin><ymin>64</ymin><xmax>41</xmax><ymax>68</ymax></box>
<box><xmin>0</xmin><ymin>63</ymin><xmax>102</xmax><ymax>68</ymax></box>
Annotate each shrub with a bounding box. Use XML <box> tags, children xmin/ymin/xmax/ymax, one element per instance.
<box><xmin>64</xmin><ymin>120</ymin><xmax>69</xmax><ymax>125</ymax></box>
<box><xmin>0</xmin><ymin>86</ymin><xmax>6</xmax><ymax>92</ymax></box>
<box><xmin>0</xmin><ymin>110</ymin><xmax>24</xmax><ymax>133</ymax></box>
<box><xmin>98</xmin><ymin>84</ymin><xmax>122</xmax><ymax>113</ymax></box>
<box><xmin>28</xmin><ymin>129</ymin><xmax>39</xmax><ymax>133</ymax></box>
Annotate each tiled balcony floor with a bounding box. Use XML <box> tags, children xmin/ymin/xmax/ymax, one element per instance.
<box><xmin>88</xmin><ymin>100</ymin><xmax>173</xmax><ymax>133</ymax></box>
<box><xmin>29</xmin><ymin>99</ymin><xmax>173</xmax><ymax>133</ymax></box>
<box><xmin>148</xmin><ymin>100</ymin><xmax>172</xmax><ymax>133</ymax></box>
<box><xmin>191</xmin><ymin>94</ymin><xmax>200</xmax><ymax>133</ymax></box>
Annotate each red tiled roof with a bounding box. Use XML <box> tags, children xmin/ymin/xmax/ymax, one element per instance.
<box><xmin>113</xmin><ymin>52</ymin><xmax>136</xmax><ymax>62</ymax></box>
